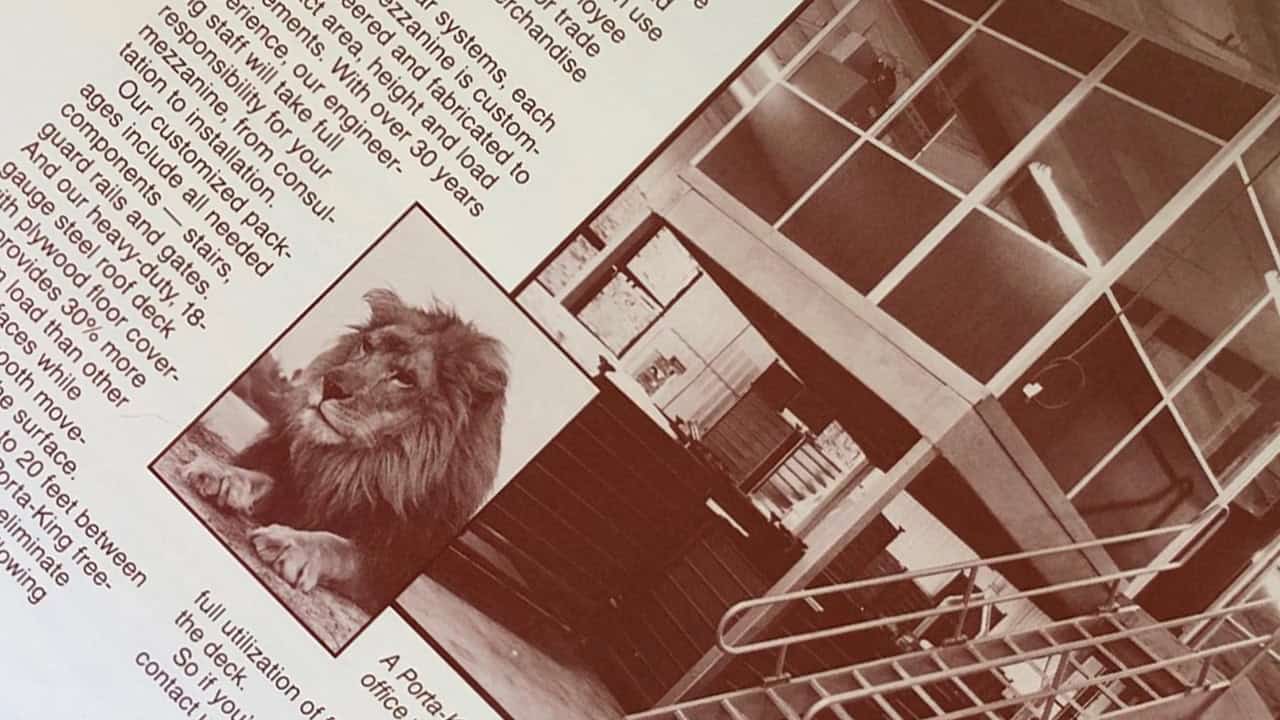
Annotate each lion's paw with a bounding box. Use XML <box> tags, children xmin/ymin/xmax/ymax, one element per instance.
<box><xmin>180</xmin><ymin>456</ymin><xmax>257</xmax><ymax>514</ymax></box>
<box><xmin>249</xmin><ymin>525</ymin><xmax>354</xmax><ymax>593</ymax></box>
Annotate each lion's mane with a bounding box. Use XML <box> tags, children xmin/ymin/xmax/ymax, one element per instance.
<box><xmin>236</xmin><ymin>289</ymin><xmax>508</xmax><ymax>608</ymax></box>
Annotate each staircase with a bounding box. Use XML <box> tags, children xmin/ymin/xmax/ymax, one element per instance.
<box><xmin>629</xmin><ymin>508</ymin><xmax>1280</xmax><ymax>720</ymax></box>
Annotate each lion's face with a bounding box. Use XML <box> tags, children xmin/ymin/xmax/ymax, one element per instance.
<box><xmin>289</xmin><ymin>290</ymin><xmax>508</xmax><ymax>450</ymax></box>
<box><xmin>295</xmin><ymin>324</ymin><xmax>438</xmax><ymax>446</ymax></box>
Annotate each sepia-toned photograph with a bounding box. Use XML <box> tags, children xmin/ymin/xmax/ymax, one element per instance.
<box><xmin>150</xmin><ymin>206</ymin><xmax>595</xmax><ymax>653</ymax></box>
<box><xmin>396</xmin><ymin>1</ymin><xmax>1280</xmax><ymax>719</ymax></box>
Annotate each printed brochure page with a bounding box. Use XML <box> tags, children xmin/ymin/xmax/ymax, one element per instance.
<box><xmin>6</xmin><ymin>2</ymin><xmax>1280</xmax><ymax>720</ymax></box>
<box><xmin>0</xmin><ymin>1</ymin><xmax>801</xmax><ymax>718</ymax></box>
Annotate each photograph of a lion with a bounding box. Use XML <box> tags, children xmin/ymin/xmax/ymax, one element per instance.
<box><xmin>181</xmin><ymin>288</ymin><xmax>509</xmax><ymax>611</ymax></box>
<box><xmin>149</xmin><ymin>209</ymin><xmax>595</xmax><ymax>652</ymax></box>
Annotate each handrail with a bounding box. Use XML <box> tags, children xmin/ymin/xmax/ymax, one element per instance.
<box><xmin>725</xmin><ymin>562</ymin><xmax>1182</xmax><ymax>655</ymax></box>
<box><xmin>1223</xmin><ymin>615</ymin><xmax>1280</xmax><ymax>669</ymax></box>
<box><xmin>1173</xmin><ymin>504</ymin><xmax>1232</xmax><ymax>563</ymax></box>
<box><xmin>630</xmin><ymin>597</ymin><xmax>1273</xmax><ymax>720</ymax></box>
<box><xmin>807</xmin><ymin>632</ymin><xmax>1275</xmax><ymax>720</ymax></box>
<box><xmin>717</xmin><ymin>506</ymin><xmax>1230</xmax><ymax>656</ymax></box>
<box><xmin>910</xmin><ymin>589</ymin><xmax>994</xmax><ymax>642</ymax></box>
<box><xmin>802</xmin><ymin>596</ymin><xmax>1279</xmax><ymax>720</ymax></box>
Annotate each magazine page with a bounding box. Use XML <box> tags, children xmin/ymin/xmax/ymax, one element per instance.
<box><xmin>0</xmin><ymin>1</ymin><xmax>801</xmax><ymax>718</ymax></box>
<box><xmin>7</xmin><ymin>1</ymin><xmax>1280</xmax><ymax>720</ymax></box>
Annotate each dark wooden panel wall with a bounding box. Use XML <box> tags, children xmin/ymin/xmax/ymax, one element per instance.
<box><xmin>428</xmin><ymin>378</ymin><xmax>996</xmax><ymax>713</ymax></box>
<box><xmin>433</xmin><ymin>379</ymin><xmax>715</xmax><ymax>627</ymax></box>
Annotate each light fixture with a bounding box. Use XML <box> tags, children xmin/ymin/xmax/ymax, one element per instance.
<box><xmin>1028</xmin><ymin>162</ymin><xmax>1101</xmax><ymax>268</ymax></box>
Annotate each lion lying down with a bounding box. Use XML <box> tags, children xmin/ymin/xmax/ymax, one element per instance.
<box><xmin>181</xmin><ymin>289</ymin><xmax>508</xmax><ymax>612</ymax></box>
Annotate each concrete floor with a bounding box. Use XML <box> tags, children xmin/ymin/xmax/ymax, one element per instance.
<box><xmin>399</xmin><ymin>576</ymin><xmax>626</xmax><ymax>720</ymax></box>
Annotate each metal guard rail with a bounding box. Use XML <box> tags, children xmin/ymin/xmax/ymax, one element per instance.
<box><xmin>803</xmin><ymin>596</ymin><xmax>1280</xmax><ymax>720</ymax></box>
<box><xmin>717</xmin><ymin>505</ymin><xmax>1230</xmax><ymax>657</ymax></box>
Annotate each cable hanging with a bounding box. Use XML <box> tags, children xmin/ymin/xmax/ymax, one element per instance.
<box><xmin>1025</xmin><ymin>138</ymin><xmax>1280</xmax><ymax>410</ymax></box>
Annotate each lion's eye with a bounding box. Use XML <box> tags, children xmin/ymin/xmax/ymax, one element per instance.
<box><xmin>392</xmin><ymin>371</ymin><xmax>417</xmax><ymax>388</ymax></box>
<box><xmin>359</xmin><ymin>336</ymin><xmax>374</xmax><ymax>354</ymax></box>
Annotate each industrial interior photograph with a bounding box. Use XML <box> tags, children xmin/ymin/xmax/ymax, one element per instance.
<box><xmin>397</xmin><ymin>1</ymin><xmax>1280</xmax><ymax>718</ymax></box>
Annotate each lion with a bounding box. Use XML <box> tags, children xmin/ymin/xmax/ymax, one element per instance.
<box><xmin>180</xmin><ymin>289</ymin><xmax>508</xmax><ymax>612</ymax></box>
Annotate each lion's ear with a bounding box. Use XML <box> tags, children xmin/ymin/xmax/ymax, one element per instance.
<box><xmin>459</xmin><ymin>338</ymin><xmax>509</xmax><ymax>400</ymax></box>
<box><xmin>364</xmin><ymin>289</ymin><xmax>409</xmax><ymax>326</ymax></box>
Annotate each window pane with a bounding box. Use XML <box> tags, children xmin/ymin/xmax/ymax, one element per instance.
<box><xmin>627</xmin><ymin>227</ymin><xmax>699</xmax><ymax>304</ymax></box>
<box><xmin>1115</xmin><ymin>168</ymin><xmax>1277</xmax><ymax>387</ymax></box>
<box><xmin>1244</xmin><ymin>117</ymin><xmax>1280</xmax><ymax>180</ymax></box>
<box><xmin>1000</xmin><ymin>301</ymin><xmax>1164</xmax><ymax>493</ymax></box>
<box><xmin>1244</xmin><ymin>118</ymin><xmax>1280</xmax><ymax>254</ymax></box>
<box><xmin>1173</xmin><ymin>301</ymin><xmax>1280</xmax><ymax>482</ymax></box>
<box><xmin>881</xmin><ymin>211</ymin><xmax>1087</xmax><ymax>381</ymax></box>
<box><xmin>1071</xmin><ymin>411</ymin><xmax>1215</xmax><ymax>571</ymax></box>
<box><xmin>1105</xmin><ymin>40</ymin><xmax>1270</xmax><ymax>142</ymax></box>
<box><xmin>985</xmin><ymin>0</ymin><xmax>1125</xmax><ymax>74</ymax></box>
<box><xmin>537</xmin><ymin>235</ymin><xmax>599</xmax><ymax>296</ymax></box>
<box><xmin>932</xmin><ymin>0</ymin><xmax>994</xmax><ymax>20</ymax></box>
<box><xmin>766</xmin><ymin>0</ymin><xmax>861</xmax><ymax>68</ymax></box>
<box><xmin>879</xmin><ymin>32</ymin><xmax>1075</xmax><ymax>192</ymax></box>
<box><xmin>698</xmin><ymin>85</ymin><xmax>856</xmax><ymax>224</ymax></box>
<box><xmin>985</xmin><ymin>90</ymin><xmax>1218</xmax><ymax>263</ymax></box>
<box><xmin>578</xmin><ymin>273</ymin><xmax>660</xmax><ymax>354</ymax></box>
<box><xmin>785</xmin><ymin>0</ymin><xmax>967</xmax><ymax>129</ymax></box>
<box><xmin>779</xmin><ymin>144</ymin><xmax>959</xmax><ymax>293</ymax></box>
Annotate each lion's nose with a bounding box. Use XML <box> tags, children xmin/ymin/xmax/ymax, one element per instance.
<box><xmin>322</xmin><ymin>374</ymin><xmax>352</xmax><ymax>402</ymax></box>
